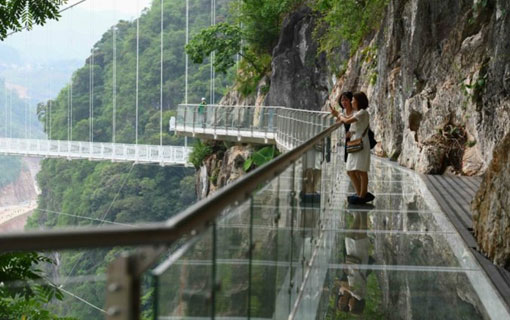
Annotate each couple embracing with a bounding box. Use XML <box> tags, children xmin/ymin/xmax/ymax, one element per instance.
<box><xmin>331</xmin><ymin>91</ymin><xmax>375</xmax><ymax>205</ymax></box>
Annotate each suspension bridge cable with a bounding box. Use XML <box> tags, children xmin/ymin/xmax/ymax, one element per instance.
<box><xmin>47</xmin><ymin>25</ymin><xmax>52</xmax><ymax>140</ymax></box>
<box><xmin>135</xmin><ymin>0</ymin><xmax>140</xmax><ymax>146</ymax></box>
<box><xmin>160</xmin><ymin>0</ymin><xmax>164</xmax><ymax>147</ymax></box>
<box><xmin>37</xmin><ymin>208</ymin><xmax>135</xmax><ymax>227</ymax></box>
<box><xmin>112</xmin><ymin>0</ymin><xmax>117</xmax><ymax>145</ymax></box>
<box><xmin>3</xmin><ymin>85</ymin><xmax>6</xmax><ymax>137</ymax></box>
<box><xmin>9</xmin><ymin>90</ymin><xmax>12</xmax><ymax>138</ymax></box>
<box><xmin>24</xmin><ymin>30</ymin><xmax>28</xmax><ymax>139</ymax></box>
<box><xmin>185</xmin><ymin>0</ymin><xmax>188</xmax><ymax>105</ymax></box>
<box><xmin>69</xmin><ymin>6</ymin><xmax>74</xmax><ymax>141</ymax></box>
<box><xmin>89</xmin><ymin>0</ymin><xmax>93</xmax><ymax>144</ymax></box>
<box><xmin>67</xmin><ymin>69</ymin><xmax>71</xmax><ymax>142</ymax></box>
<box><xmin>67</xmin><ymin>13</ymin><xmax>71</xmax><ymax>142</ymax></box>
<box><xmin>210</xmin><ymin>0</ymin><xmax>213</xmax><ymax>104</ymax></box>
<box><xmin>70</xmin><ymin>72</ymin><xmax>73</xmax><ymax>141</ymax></box>
<box><xmin>212</xmin><ymin>0</ymin><xmax>216</xmax><ymax>104</ymax></box>
<box><xmin>59</xmin><ymin>286</ymin><xmax>107</xmax><ymax>314</ymax></box>
<box><xmin>27</xmin><ymin>31</ymin><xmax>32</xmax><ymax>139</ymax></box>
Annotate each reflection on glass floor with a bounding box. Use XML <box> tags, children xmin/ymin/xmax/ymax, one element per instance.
<box><xmin>152</xmin><ymin>152</ymin><xmax>509</xmax><ymax>320</ymax></box>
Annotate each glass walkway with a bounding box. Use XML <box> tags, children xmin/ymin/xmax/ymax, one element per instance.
<box><xmin>149</xmin><ymin>144</ymin><xmax>509</xmax><ymax>319</ymax></box>
<box><xmin>0</xmin><ymin>110</ymin><xmax>508</xmax><ymax>319</ymax></box>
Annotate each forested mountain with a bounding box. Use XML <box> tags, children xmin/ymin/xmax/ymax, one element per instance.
<box><xmin>25</xmin><ymin>0</ymin><xmax>233</xmax><ymax>317</ymax></box>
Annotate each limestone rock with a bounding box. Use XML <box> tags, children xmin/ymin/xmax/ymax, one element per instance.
<box><xmin>324</xmin><ymin>0</ymin><xmax>510</xmax><ymax>173</ymax></box>
<box><xmin>472</xmin><ymin>131</ymin><xmax>510</xmax><ymax>270</ymax></box>
<box><xmin>462</xmin><ymin>145</ymin><xmax>484</xmax><ymax>176</ymax></box>
<box><xmin>264</xmin><ymin>6</ymin><xmax>329</xmax><ymax>110</ymax></box>
<box><xmin>197</xmin><ymin>144</ymin><xmax>254</xmax><ymax>199</ymax></box>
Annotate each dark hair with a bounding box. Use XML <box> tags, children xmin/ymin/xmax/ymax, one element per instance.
<box><xmin>353</xmin><ymin>92</ymin><xmax>369</xmax><ymax>110</ymax></box>
<box><xmin>338</xmin><ymin>91</ymin><xmax>353</xmax><ymax>109</ymax></box>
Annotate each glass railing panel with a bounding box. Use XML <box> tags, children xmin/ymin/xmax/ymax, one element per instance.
<box><xmin>205</xmin><ymin>105</ymin><xmax>216</xmax><ymax>128</ymax></box>
<box><xmin>153</xmin><ymin>228</ymin><xmax>213</xmax><ymax>319</ymax></box>
<box><xmin>237</xmin><ymin>107</ymin><xmax>251</xmax><ymax>132</ymax></box>
<box><xmin>176</xmin><ymin>105</ymin><xmax>185</xmax><ymax>126</ymax></box>
<box><xmin>184</xmin><ymin>105</ymin><xmax>195</xmax><ymax>128</ymax></box>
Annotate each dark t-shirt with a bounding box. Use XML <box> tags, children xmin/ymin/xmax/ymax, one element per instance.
<box><xmin>344</xmin><ymin>123</ymin><xmax>351</xmax><ymax>162</ymax></box>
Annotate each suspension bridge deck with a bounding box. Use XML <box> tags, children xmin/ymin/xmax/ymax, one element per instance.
<box><xmin>0</xmin><ymin>138</ymin><xmax>191</xmax><ymax>166</ymax></box>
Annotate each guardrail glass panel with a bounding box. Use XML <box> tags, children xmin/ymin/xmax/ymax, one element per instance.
<box><xmin>150</xmin><ymin>126</ymin><xmax>341</xmax><ymax>319</ymax></box>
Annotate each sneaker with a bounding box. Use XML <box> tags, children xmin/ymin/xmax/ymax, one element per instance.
<box><xmin>348</xmin><ymin>195</ymin><xmax>364</xmax><ymax>205</ymax></box>
<box><xmin>364</xmin><ymin>192</ymin><xmax>375</xmax><ymax>202</ymax></box>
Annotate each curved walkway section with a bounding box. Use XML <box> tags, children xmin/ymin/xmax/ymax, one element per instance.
<box><xmin>175</xmin><ymin>104</ymin><xmax>334</xmax><ymax>150</ymax></box>
<box><xmin>0</xmin><ymin>138</ymin><xmax>191</xmax><ymax>166</ymax></box>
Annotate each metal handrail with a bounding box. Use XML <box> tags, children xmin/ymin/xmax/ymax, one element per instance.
<box><xmin>176</xmin><ymin>104</ymin><xmax>333</xmax><ymax>149</ymax></box>
<box><xmin>0</xmin><ymin>121</ymin><xmax>342</xmax><ymax>253</ymax></box>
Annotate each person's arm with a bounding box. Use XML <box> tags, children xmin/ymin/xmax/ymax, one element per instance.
<box><xmin>340</xmin><ymin>114</ymin><xmax>358</xmax><ymax>124</ymax></box>
<box><xmin>329</xmin><ymin>105</ymin><xmax>343</xmax><ymax>123</ymax></box>
<box><xmin>341</xmin><ymin>110</ymin><xmax>366</xmax><ymax>124</ymax></box>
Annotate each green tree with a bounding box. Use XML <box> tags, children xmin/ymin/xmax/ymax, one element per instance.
<box><xmin>0</xmin><ymin>0</ymin><xmax>68</xmax><ymax>40</ymax></box>
<box><xmin>313</xmin><ymin>0</ymin><xmax>389</xmax><ymax>57</ymax></box>
<box><xmin>185</xmin><ymin>0</ymin><xmax>302</xmax><ymax>97</ymax></box>
<box><xmin>0</xmin><ymin>252</ymin><xmax>74</xmax><ymax>320</ymax></box>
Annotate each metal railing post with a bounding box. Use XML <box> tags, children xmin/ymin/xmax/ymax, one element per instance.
<box><xmin>264</xmin><ymin>108</ymin><xmax>269</xmax><ymax>141</ymax></box>
<box><xmin>105</xmin><ymin>247</ymin><xmax>163</xmax><ymax>320</ymax></box>
<box><xmin>225</xmin><ymin>107</ymin><xmax>229</xmax><ymax>136</ymax></box>
<box><xmin>105</xmin><ymin>255</ymin><xmax>137</xmax><ymax>320</ymax></box>
<box><xmin>192</xmin><ymin>105</ymin><xmax>196</xmax><ymax>135</ymax></box>
<box><xmin>213</xmin><ymin>106</ymin><xmax>217</xmax><ymax>138</ymax></box>
<box><xmin>183</xmin><ymin>105</ymin><xmax>187</xmax><ymax>130</ymax></box>
<box><xmin>237</xmin><ymin>107</ymin><xmax>241</xmax><ymax>140</ymax></box>
<box><xmin>250</xmin><ymin>107</ymin><xmax>254</xmax><ymax>138</ymax></box>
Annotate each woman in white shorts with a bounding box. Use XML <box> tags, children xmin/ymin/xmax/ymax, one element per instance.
<box><xmin>339</xmin><ymin>92</ymin><xmax>374</xmax><ymax>204</ymax></box>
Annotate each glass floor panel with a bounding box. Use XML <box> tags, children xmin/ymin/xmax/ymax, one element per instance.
<box><xmin>320</xmin><ymin>268</ymin><xmax>494</xmax><ymax>320</ymax></box>
<box><xmin>152</xmin><ymin>153</ymin><xmax>509</xmax><ymax>320</ymax></box>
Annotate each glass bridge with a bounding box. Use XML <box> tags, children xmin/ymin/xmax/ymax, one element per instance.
<box><xmin>0</xmin><ymin>107</ymin><xmax>508</xmax><ymax>320</ymax></box>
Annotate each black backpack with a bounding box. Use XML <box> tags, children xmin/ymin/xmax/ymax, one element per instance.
<box><xmin>368</xmin><ymin>128</ymin><xmax>377</xmax><ymax>149</ymax></box>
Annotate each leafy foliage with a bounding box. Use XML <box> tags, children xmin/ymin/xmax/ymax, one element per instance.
<box><xmin>186</xmin><ymin>23</ymin><xmax>244</xmax><ymax>74</ymax></box>
<box><xmin>188</xmin><ymin>139</ymin><xmax>213</xmax><ymax>168</ymax></box>
<box><xmin>243</xmin><ymin>145</ymin><xmax>278</xmax><ymax>172</ymax></box>
<box><xmin>313</xmin><ymin>0</ymin><xmax>389</xmax><ymax>58</ymax></box>
<box><xmin>0</xmin><ymin>252</ymin><xmax>73</xmax><ymax>320</ymax></box>
<box><xmin>0</xmin><ymin>0</ymin><xmax>67</xmax><ymax>40</ymax></box>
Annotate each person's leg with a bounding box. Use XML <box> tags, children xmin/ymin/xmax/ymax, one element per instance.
<box><xmin>359</xmin><ymin>171</ymin><xmax>368</xmax><ymax>198</ymax></box>
<box><xmin>347</xmin><ymin>171</ymin><xmax>361</xmax><ymax>196</ymax></box>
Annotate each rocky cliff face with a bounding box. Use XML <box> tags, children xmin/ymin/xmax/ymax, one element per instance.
<box><xmin>324</xmin><ymin>0</ymin><xmax>510</xmax><ymax>175</ymax></box>
<box><xmin>216</xmin><ymin>1</ymin><xmax>510</xmax><ymax>267</ymax></box>
<box><xmin>196</xmin><ymin>143</ymin><xmax>254</xmax><ymax>199</ymax></box>
<box><xmin>0</xmin><ymin>158</ymin><xmax>40</xmax><ymax>207</ymax></box>
<box><xmin>264</xmin><ymin>6</ymin><xmax>329</xmax><ymax>110</ymax></box>
<box><xmin>472</xmin><ymin>131</ymin><xmax>510</xmax><ymax>269</ymax></box>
